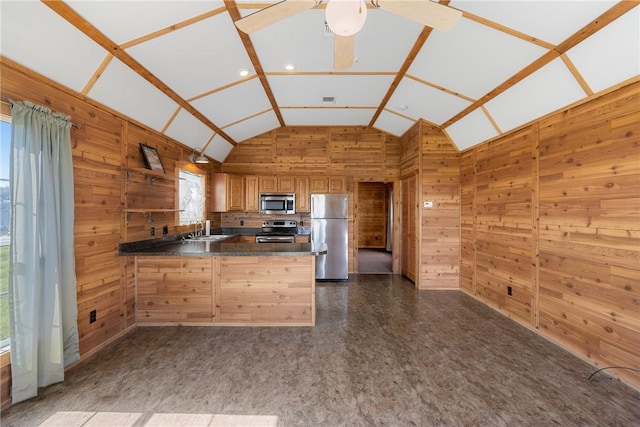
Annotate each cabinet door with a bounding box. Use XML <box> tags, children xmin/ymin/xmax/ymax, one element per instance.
<box><xmin>295</xmin><ymin>176</ymin><xmax>310</xmax><ymax>212</ymax></box>
<box><xmin>278</xmin><ymin>176</ymin><xmax>295</xmax><ymax>192</ymax></box>
<box><xmin>401</xmin><ymin>174</ymin><xmax>417</xmax><ymax>283</ymax></box>
<box><xmin>245</xmin><ymin>176</ymin><xmax>259</xmax><ymax>212</ymax></box>
<box><xmin>310</xmin><ymin>177</ymin><xmax>329</xmax><ymax>193</ymax></box>
<box><xmin>228</xmin><ymin>175</ymin><xmax>245</xmax><ymax>211</ymax></box>
<box><xmin>259</xmin><ymin>176</ymin><xmax>277</xmax><ymax>193</ymax></box>
<box><xmin>329</xmin><ymin>176</ymin><xmax>347</xmax><ymax>193</ymax></box>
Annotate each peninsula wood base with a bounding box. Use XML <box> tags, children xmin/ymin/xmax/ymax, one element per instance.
<box><xmin>135</xmin><ymin>256</ymin><xmax>316</xmax><ymax>327</ymax></box>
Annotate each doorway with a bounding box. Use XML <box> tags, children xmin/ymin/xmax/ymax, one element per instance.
<box><xmin>356</xmin><ymin>181</ymin><xmax>396</xmax><ymax>274</ymax></box>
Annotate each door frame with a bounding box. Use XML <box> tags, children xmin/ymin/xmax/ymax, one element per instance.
<box><xmin>353</xmin><ymin>179</ymin><xmax>401</xmax><ymax>274</ymax></box>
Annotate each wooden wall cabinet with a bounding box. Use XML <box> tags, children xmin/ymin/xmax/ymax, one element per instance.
<box><xmin>260</xmin><ymin>175</ymin><xmax>296</xmax><ymax>193</ymax></box>
<box><xmin>245</xmin><ymin>176</ymin><xmax>259</xmax><ymax>212</ymax></box>
<box><xmin>278</xmin><ymin>176</ymin><xmax>295</xmax><ymax>192</ymax></box>
<box><xmin>295</xmin><ymin>176</ymin><xmax>310</xmax><ymax>212</ymax></box>
<box><xmin>212</xmin><ymin>173</ymin><xmax>244</xmax><ymax>212</ymax></box>
<box><xmin>309</xmin><ymin>176</ymin><xmax>347</xmax><ymax>194</ymax></box>
<box><xmin>259</xmin><ymin>176</ymin><xmax>277</xmax><ymax>193</ymax></box>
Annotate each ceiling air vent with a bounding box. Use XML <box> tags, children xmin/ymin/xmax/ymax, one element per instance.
<box><xmin>322</xmin><ymin>96</ymin><xmax>336</xmax><ymax>105</ymax></box>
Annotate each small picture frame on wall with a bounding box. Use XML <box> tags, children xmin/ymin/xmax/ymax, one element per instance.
<box><xmin>140</xmin><ymin>143</ymin><xmax>165</xmax><ymax>173</ymax></box>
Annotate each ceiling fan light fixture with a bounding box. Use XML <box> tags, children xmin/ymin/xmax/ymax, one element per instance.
<box><xmin>325</xmin><ymin>0</ymin><xmax>368</xmax><ymax>37</ymax></box>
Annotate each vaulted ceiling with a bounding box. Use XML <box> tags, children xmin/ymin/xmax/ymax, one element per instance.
<box><xmin>1</xmin><ymin>1</ymin><xmax>638</xmax><ymax>162</ymax></box>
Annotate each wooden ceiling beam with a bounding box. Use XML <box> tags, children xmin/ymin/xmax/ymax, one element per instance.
<box><xmin>224</xmin><ymin>0</ymin><xmax>286</xmax><ymax>127</ymax></box>
<box><xmin>442</xmin><ymin>0</ymin><xmax>639</xmax><ymax>129</ymax></box>
<box><xmin>42</xmin><ymin>0</ymin><xmax>239</xmax><ymax>147</ymax></box>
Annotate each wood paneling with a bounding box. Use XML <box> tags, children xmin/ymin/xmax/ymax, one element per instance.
<box><xmin>137</xmin><ymin>257</ymin><xmax>214</xmax><ymax>323</ymax></box>
<box><xmin>461</xmin><ymin>80</ymin><xmax>640</xmax><ymax>388</ymax></box>
<box><xmin>474</xmin><ymin>127</ymin><xmax>536</xmax><ymax>323</ymax></box>
<box><xmin>218</xmin><ymin>256</ymin><xmax>315</xmax><ymax>325</ymax></box>
<box><xmin>537</xmin><ymin>82</ymin><xmax>640</xmax><ymax>387</ymax></box>
<box><xmin>419</xmin><ymin>124</ymin><xmax>460</xmax><ymax>289</ymax></box>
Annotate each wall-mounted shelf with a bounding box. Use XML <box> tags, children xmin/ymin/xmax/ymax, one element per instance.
<box><xmin>123</xmin><ymin>167</ymin><xmax>183</xmax><ymax>186</ymax></box>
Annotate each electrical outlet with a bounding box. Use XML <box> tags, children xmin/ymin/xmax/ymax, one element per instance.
<box><xmin>150</xmin><ymin>227</ymin><xmax>155</xmax><ymax>236</ymax></box>
<box><xmin>89</xmin><ymin>310</ymin><xmax>97</xmax><ymax>324</ymax></box>
<box><xmin>240</xmin><ymin>220</ymin><xmax>244</xmax><ymax>226</ymax></box>
<box><xmin>162</xmin><ymin>225</ymin><xmax>168</xmax><ymax>235</ymax></box>
<box><xmin>507</xmin><ymin>286</ymin><xmax>513</xmax><ymax>296</ymax></box>
<box><xmin>300</xmin><ymin>220</ymin><xmax>303</xmax><ymax>227</ymax></box>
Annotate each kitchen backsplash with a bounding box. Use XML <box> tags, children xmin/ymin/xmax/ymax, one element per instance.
<box><xmin>221</xmin><ymin>212</ymin><xmax>311</xmax><ymax>228</ymax></box>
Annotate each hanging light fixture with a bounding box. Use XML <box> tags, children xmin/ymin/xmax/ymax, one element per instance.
<box><xmin>325</xmin><ymin>0</ymin><xmax>368</xmax><ymax>37</ymax></box>
<box><xmin>189</xmin><ymin>148</ymin><xmax>209</xmax><ymax>164</ymax></box>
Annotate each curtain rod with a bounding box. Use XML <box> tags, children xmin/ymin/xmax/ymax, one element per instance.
<box><xmin>1</xmin><ymin>98</ymin><xmax>82</xmax><ymax>130</ymax></box>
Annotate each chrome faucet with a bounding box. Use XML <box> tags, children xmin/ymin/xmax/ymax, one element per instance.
<box><xmin>194</xmin><ymin>220</ymin><xmax>204</xmax><ymax>237</ymax></box>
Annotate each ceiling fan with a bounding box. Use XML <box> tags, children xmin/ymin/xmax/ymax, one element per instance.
<box><xmin>234</xmin><ymin>0</ymin><xmax>462</xmax><ymax>70</ymax></box>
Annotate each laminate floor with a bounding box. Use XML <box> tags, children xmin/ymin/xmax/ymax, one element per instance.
<box><xmin>357</xmin><ymin>249</ymin><xmax>392</xmax><ymax>274</ymax></box>
<box><xmin>2</xmin><ymin>275</ymin><xmax>639</xmax><ymax>426</ymax></box>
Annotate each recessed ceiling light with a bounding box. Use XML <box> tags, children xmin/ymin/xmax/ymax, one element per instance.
<box><xmin>238</xmin><ymin>68</ymin><xmax>250</xmax><ymax>77</ymax></box>
<box><xmin>397</xmin><ymin>104</ymin><xmax>409</xmax><ymax>111</ymax></box>
<box><xmin>284</xmin><ymin>63</ymin><xmax>296</xmax><ymax>71</ymax></box>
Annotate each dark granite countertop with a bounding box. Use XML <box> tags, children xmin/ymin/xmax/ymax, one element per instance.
<box><xmin>119</xmin><ymin>236</ymin><xmax>326</xmax><ymax>257</ymax></box>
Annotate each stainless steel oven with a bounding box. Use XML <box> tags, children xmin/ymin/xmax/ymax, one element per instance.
<box><xmin>255</xmin><ymin>220</ymin><xmax>297</xmax><ymax>243</ymax></box>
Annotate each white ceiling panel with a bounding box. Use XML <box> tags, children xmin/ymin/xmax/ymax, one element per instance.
<box><xmin>373</xmin><ymin>111</ymin><xmax>417</xmax><ymax>137</ymax></box>
<box><xmin>204</xmin><ymin>135</ymin><xmax>234</xmax><ymax>163</ymax></box>
<box><xmin>67</xmin><ymin>1</ymin><xmax>222</xmax><ymax>45</ymax></box>
<box><xmin>249</xmin><ymin>9</ymin><xmax>336</xmax><ymax>72</ymax></box>
<box><xmin>191</xmin><ymin>78</ymin><xmax>272</xmax><ymax>127</ymax></box>
<box><xmin>567</xmin><ymin>7</ymin><xmax>640</xmax><ymax>93</ymax></box>
<box><xmin>281</xmin><ymin>108</ymin><xmax>376</xmax><ymax>126</ymax></box>
<box><xmin>409</xmin><ymin>17</ymin><xmax>546</xmax><ymax>99</ymax></box>
<box><xmin>484</xmin><ymin>58</ymin><xmax>586</xmax><ymax>133</ymax></box>
<box><xmin>268</xmin><ymin>75</ymin><xmax>394</xmax><ymax>106</ymax></box>
<box><xmin>445</xmin><ymin>108</ymin><xmax>499</xmax><ymax>152</ymax></box>
<box><xmin>388</xmin><ymin>78</ymin><xmax>472</xmax><ymax>125</ymax></box>
<box><xmin>451</xmin><ymin>0</ymin><xmax>617</xmax><ymax>45</ymax></box>
<box><xmin>222</xmin><ymin>110</ymin><xmax>280</xmax><ymax>143</ymax></box>
<box><xmin>88</xmin><ymin>58</ymin><xmax>178</xmax><ymax>132</ymax></box>
<box><xmin>127</xmin><ymin>13</ymin><xmax>253</xmax><ymax>99</ymax></box>
<box><xmin>0</xmin><ymin>1</ymin><xmax>106</xmax><ymax>93</ymax></box>
<box><xmin>165</xmin><ymin>109</ymin><xmax>215</xmax><ymax>151</ymax></box>
<box><xmin>250</xmin><ymin>8</ymin><xmax>424</xmax><ymax>73</ymax></box>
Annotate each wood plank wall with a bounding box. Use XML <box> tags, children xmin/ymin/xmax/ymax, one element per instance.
<box><xmin>419</xmin><ymin>124</ymin><xmax>461</xmax><ymax>289</ymax></box>
<box><xmin>461</xmin><ymin>80</ymin><xmax>640</xmax><ymax>388</ymax></box>
<box><xmin>0</xmin><ymin>59</ymin><xmax>222</xmax><ymax>407</ymax></box>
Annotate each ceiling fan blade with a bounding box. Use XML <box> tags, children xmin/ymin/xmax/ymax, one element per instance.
<box><xmin>334</xmin><ymin>35</ymin><xmax>355</xmax><ymax>70</ymax></box>
<box><xmin>375</xmin><ymin>0</ymin><xmax>462</xmax><ymax>31</ymax></box>
<box><xmin>235</xmin><ymin>0</ymin><xmax>319</xmax><ymax>34</ymax></box>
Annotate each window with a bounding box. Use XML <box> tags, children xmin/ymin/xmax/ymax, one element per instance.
<box><xmin>1</xmin><ymin>108</ymin><xmax>11</xmax><ymax>349</ymax></box>
<box><xmin>178</xmin><ymin>168</ymin><xmax>205</xmax><ymax>226</ymax></box>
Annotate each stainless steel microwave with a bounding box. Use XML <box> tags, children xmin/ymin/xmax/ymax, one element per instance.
<box><xmin>259</xmin><ymin>193</ymin><xmax>296</xmax><ymax>215</ymax></box>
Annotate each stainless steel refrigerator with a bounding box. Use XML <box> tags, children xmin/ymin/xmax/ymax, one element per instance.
<box><xmin>311</xmin><ymin>194</ymin><xmax>348</xmax><ymax>280</ymax></box>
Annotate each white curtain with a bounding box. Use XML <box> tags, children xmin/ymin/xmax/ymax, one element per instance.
<box><xmin>9</xmin><ymin>100</ymin><xmax>79</xmax><ymax>403</ymax></box>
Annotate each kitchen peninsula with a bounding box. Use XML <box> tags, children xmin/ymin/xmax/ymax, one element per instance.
<box><xmin>120</xmin><ymin>237</ymin><xmax>327</xmax><ymax>327</ymax></box>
